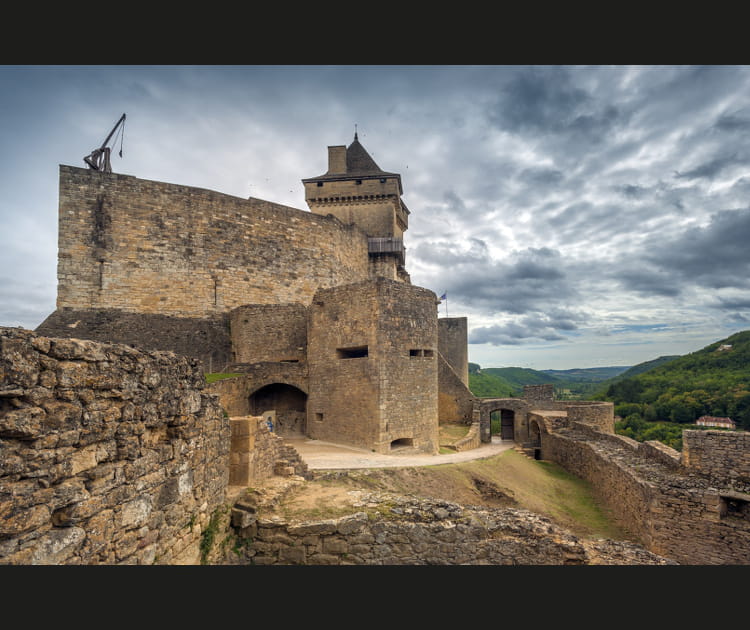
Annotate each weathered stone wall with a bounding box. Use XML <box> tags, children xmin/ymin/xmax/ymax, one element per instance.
<box><xmin>542</xmin><ymin>423</ymin><xmax>750</xmax><ymax>564</ymax></box>
<box><xmin>224</xmin><ymin>485</ymin><xmax>673</xmax><ymax>565</ymax></box>
<box><xmin>35</xmin><ymin>308</ymin><xmax>232</xmax><ymax>370</ymax></box>
<box><xmin>56</xmin><ymin>166</ymin><xmax>370</xmax><ymax>319</ymax></box>
<box><xmin>682</xmin><ymin>429</ymin><xmax>750</xmax><ymax>487</ymax></box>
<box><xmin>0</xmin><ymin>327</ymin><xmax>230</xmax><ymax>565</ymax></box>
<box><xmin>307</xmin><ymin>278</ymin><xmax>439</xmax><ymax>454</ymax></box>
<box><xmin>229</xmin><ymin>304</ymin><xmax>308</xmax><ymax>364</ymax></box>
<box><xmin>438</xmin><ymin>318</ymin><xmax>468</xmax><ymax>387</ymax></box>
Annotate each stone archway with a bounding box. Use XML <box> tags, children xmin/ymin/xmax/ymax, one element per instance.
<box><xmin>249</xmin><ymin>383</ymin><xmax>307</xmax><ymax>437</ymax></box>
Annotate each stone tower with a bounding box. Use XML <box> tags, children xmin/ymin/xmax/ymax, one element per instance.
<box><xmin>302</xmin><ymin>133</ymin><xmax>411</xmax><ymax>282</ymax></box>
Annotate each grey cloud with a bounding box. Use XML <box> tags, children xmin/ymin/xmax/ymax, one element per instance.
<box><xmin>615</xmin><ymin>209</ymin><xmax>750</xmax><ymax>297</ymax></box>
<box><xmin>675</xmin><ymin>152</ymin><xmax>748</xmax><ymax>180</ymax></box>
<box><xmin>518</xmin><ymin>167</ymin><xmax>564</xmax><ymax>187</ymax></box>
<box><xmin>468</xmin><ymin>310</ymin><xmax>581</xmax><ymax>346</ymax></box>
<box><xmin>714</xmin><ymin>108</ymin><xmax>750</xmax><ymax>133</ymax></box>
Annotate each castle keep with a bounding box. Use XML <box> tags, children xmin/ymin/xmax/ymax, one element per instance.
<box><xmin>36</xmin><ymin>134</ymin><xmax>473</xmax><ymax>455</ymax></box>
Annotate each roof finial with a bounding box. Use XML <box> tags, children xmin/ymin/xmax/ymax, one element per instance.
<box><xmin>354</xmin><ymin>123</ymin><xmax>358</xmax><ymax>141</ymax></box>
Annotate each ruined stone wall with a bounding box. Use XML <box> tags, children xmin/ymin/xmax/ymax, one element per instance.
<box><xmin>229</xmin><ymin>304</ymin><xmax>308</xmax><ymax>364</ymax></box>
<box><xmin>56</xmin><ymin>166</ymin><xmax>370</xmax><ymax>319</ymax></box>
<box><xmin>228</xmin><ymin>416</ymin><xmax>309</xmax><ymax>486</ymax></box>
<box><xmin>0</xmin><ymin>328</ymin><xmax>229</xmax><ymax>565</ymax></box>
<box><xmin>438</xmin><ymin>318</ymin><xmax>468</xmax><ymax>387</ymax></box>
<box><xmin>542</xmin><ymin>423</ymin><xmax>750</xmax><ymax>564</ymax></box>
<box><xmin>35</xmin><ymin>308</ymin><xmax>232</xmax><ymax>371</ymax></box>
<box><xmin>224</xmin><ymin>487</ymin><xmax>672</xmax><ymax>565</ymax></box>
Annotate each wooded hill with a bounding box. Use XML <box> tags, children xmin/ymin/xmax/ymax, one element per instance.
<box><xmin>592</xmin><ymin>330</ymin><xmax>750</xmax><ymax>431</ymax></box>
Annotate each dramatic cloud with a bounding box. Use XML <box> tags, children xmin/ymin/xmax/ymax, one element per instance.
<box><xmin>3</xmin><ymin>65</ymin><xmax>750</xmax><ymax>369</ymax></box>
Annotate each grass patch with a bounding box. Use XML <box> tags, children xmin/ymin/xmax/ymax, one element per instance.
<box><xmin>205</xmin><ymin>372</ymin><xmax>242</xmax><ymax>384</ymax></box>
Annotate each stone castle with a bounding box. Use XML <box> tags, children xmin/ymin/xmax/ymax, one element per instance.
<box><xmin>36</xmin><ymin>133</ymin><xmax>474</xmax><ymax>456</ymax></box>
<box><xmin>1</xmin><ymin>133</ymin><xmax>749</xmax><ymax>565</ymax></box>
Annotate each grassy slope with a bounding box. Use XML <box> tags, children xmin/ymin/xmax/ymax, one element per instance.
<box><xmin>296</xmin><ymin>450</ymin><xmax>627</xmax><ymax>542</ymax></box>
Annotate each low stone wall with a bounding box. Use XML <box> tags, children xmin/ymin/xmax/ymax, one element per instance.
<box><xmin>0</xmin><ymin>327</ymin><xmax>230</xmax><ymax>565</ymax></box>
<box><xmin>224</xmin><ymin>488</ymin><xmax>673</xmax><ymax>565</ymax></box>
<box><xmin>542</xmin><ymin>423</ymin><xmax>750</xmax><ymax>564</ymax></box>
<box><xmin>453</xmin><ymin>422</ymin><xmax>481</xmax><ymax>452</ymax></box>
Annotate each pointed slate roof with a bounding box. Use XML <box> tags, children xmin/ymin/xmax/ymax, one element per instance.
<box><xmin>303</xmin><ymin>133</ymin><xmax>401</xmax><ymax>185</ymax></box>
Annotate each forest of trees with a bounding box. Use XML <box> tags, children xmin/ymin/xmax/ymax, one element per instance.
<box><xmin>592</xmin><ymin>330</ymin><xmax>750</xmax><ymax>436</ymax></box>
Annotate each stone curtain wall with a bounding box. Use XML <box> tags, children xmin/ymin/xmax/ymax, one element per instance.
<box><xmin>56</xmin><ymin>166</ymin><xmax>370</xmax><ymax>318</ymax></box>
<box><xmin>438</xmin><ymin>318</ymin><xmax>469</xmax><ymax>387</ymax></box>
<box><xmin>542</xmin><ymin>423</ymin><xmax>750</xmax><ymax>564</ymax></box>
<box><xmin>0</xmin><ymin>328</ymin><xmax>229</xmax><ymax>565</ymax></box>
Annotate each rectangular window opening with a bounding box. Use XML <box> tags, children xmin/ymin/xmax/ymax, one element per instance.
<box><xmin>337</xmin><ymin>345</ymin><xmax>368</xmax><ymax>359</ymax></box>
<box><xmin>315</xmin><ymin>413</ymin><xmax>324</xmax><ymax>422</ymax></box>
<box><xmin>409</xmin><ymin>349</ymin><xmax>434</xmax><ymax>358</ymax></box>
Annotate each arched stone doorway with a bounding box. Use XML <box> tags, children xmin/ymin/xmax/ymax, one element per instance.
<box><xmin>490</xmin><ymin>408</ymin><xmax>516</xmax><ymax>440</ymax></box>
<box><xmin>249</xmin><ymin>383</ymin><xmax>307</xmax><ymax>437</ymax></box>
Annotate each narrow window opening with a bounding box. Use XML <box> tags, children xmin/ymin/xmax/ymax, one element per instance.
<box><xmin>315</xmin><ymin>413</ymin><xmax>324</xmax><ymax>423</ymax></box>
<box><xmin>337</xmin><ymin>345</ymin><xmax>368</xmax><ymax>359</ymax></box>
<box><xmin>409</xmin><ymin>349</ymin><xmax>422</xmax><ymax>357</ymax></box>
<box><xmin>356</xmin><ymin>179</ymin><xmax>362</xmax><ymax>185</ymax></box>
<box><xmin>720</xmin><ymin>495</ymin><xmax>750</xmax><ymax>520</ymax></box>
<box><xmin>317</xmin><ymin>181</ymin><xmax>323</xmax><ymax>187</ymax></box>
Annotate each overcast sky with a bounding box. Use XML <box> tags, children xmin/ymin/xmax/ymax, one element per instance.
<box><xmin>2</xmin><ymin>65</ymin><xmax>749</xmax><ymax>370</ymax></box>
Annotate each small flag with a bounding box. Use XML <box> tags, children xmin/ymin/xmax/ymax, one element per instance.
<box><xmin>439</xmin><ymin>292</ymin><xmax>447</xmax><ymax>301</ymax></box>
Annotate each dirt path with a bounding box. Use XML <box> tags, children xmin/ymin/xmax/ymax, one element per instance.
<box><xmin>284</xmin><ymin>436</ymin><xmax>516</xmax><ymax>470</ymax></box>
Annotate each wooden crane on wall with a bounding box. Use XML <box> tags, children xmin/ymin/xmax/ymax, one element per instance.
<box><xmin>83</xmin><ymin>113</ymin><xmax>126</xmax><ymax>173</ymax></box>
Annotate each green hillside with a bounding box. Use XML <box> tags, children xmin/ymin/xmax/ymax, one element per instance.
<box><xmin>609</xmin><ymin>356</ymin><xmax>680</xmax><ymax>381</ymax></box>
<box><xmin>595</xmin><ymin>330</ymin><xmax>750</xmax><ymax>431</ymax></box>
<box><xmin>542</xmin><ymin>366</ymin><xmax>630</xmax><ymax>382</ymax></box>
<box><xmin>483</xmin><ymin>367</ymin><xmax>560</xmax><ymax>390</ymax></box>
<box><xmin>468</xmin><ymin>369</ymin><xmax>516</xmax><ymax>398</ymax></box>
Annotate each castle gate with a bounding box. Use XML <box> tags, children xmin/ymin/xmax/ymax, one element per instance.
<box><xmin>478</xmin><ymin>398</ymin><xmax>530</xmax><ymax>443</ymax></box>
<box><xmin>249</xmin><ymin>383</ymin><xmax>307</xmax><ymax>437</ymax></box>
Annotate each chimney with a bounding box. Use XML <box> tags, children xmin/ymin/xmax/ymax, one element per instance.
<box><xmin>327</xmin><ymin>145</ymin><xmax>347</xmax><ymax>174</ymax></box>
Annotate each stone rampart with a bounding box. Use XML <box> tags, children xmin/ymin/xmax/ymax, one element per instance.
<box><xmin>56</xmin><ymin>166</ymin><xmax>370</xmax><ymax>318</ymax></box>
<box><xmin>542</xmin><ymin>423</ymin><xmax>750</xmax><ymax>564</ymax></box>
<box><xmin>0</xmin><ymin>327</ymin><xmax>229</xmax><ymax>565</ymax></box>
